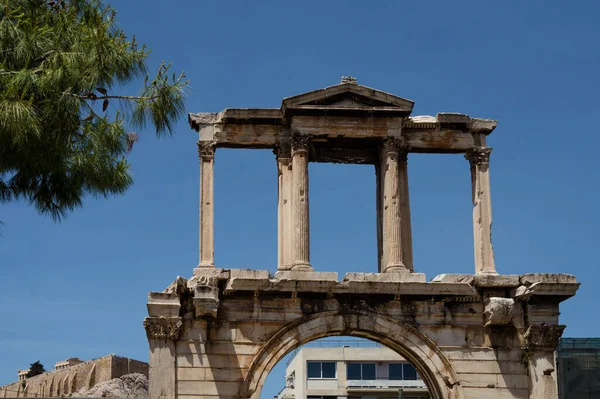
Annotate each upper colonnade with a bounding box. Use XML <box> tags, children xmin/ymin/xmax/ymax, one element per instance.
<box><xmin>189</xmin><ymin>77</ymin><xmax>498</xmax><ymax>275</ymax></box>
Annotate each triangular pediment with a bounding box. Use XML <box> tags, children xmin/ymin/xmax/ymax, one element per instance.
<box><xmin>281</xmin><ymin>82</ymin><xmax>414</xmax><ymax>115</ymax></box>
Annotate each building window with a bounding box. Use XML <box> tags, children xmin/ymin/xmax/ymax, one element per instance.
<box><xmin>347</xmin><ymin>362</ymin><xmax>376</xmax><ymax>380</ymax></box>
<box><xmin>388</xmin><ymin>363</ymin><xmax>418</xmax><ymax>380</ymax></box>
<box><xmin>307</xmin><ymin>361</ymin><xmax>336</xmax><ymax>379</ymax></box>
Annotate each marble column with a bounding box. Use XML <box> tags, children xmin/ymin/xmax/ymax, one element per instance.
<box><xmin>380</xmin><ymin>138</ymin><xmax>407</xmax><ymax>273</ymax></box>
<box><xmin>144</xmin><ymin>316</ymin><xmax>182</xmax><ymax>399</ymax></box>
<box><xmin>375</xmin><ymin>163</ymin><xmax>383</xmax><ymax>272</ymax></box>
<box><xmin>275</xmin><ymin>143</ymin><xmax>293</xmax><ymax>270</ymax></box>
<box><xmin>198</xmin><ymin>140</ymin><xmax>216</xmax><ymax>268</ymax></box>
<box><xmin>465</xmin><ymin>147</ymin><xmax>497</xmax><ymax>275</ymax></box>
<box><xmin>524</xmin><ymin>324</ymin><xmax>565</xmax><ymax>399</ymax></box>
<box><xmin>291</xmin><ymin>134</ymin><xmax>312</xmax><ymax>271</ymax></box>
<box><xmin>398</xmin><ymin>150</ymin><xmax>414</xmax><ymax>271</ymax></box>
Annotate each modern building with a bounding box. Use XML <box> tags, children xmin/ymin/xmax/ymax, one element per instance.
<box><xmin>277</xmin><ymin>341</ymin><xmax>430</xmax><ymax>399</ymax></box>
<box><xmin>557</xmin><ymin>338</ymin><xmax>600</xmax><ymax>399</ymax></box>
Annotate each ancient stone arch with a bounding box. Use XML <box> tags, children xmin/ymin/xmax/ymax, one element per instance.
<box><xmin>240</xmin><ymin>311</ymin><xmax>462</xmax><ymax>399</ymax></box>
<box><xmin>145</xmin><ymin>78</ymin><xmax>579</xmax><ymax>399</ymax></box>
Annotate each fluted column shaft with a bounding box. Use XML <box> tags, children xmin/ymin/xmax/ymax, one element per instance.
<box><xmin>398</xmin><ymin>151</ymin><xmax>414</xmax><ymax>271</ymax></box>
<box><xmin>198</xmin><ymin>141</ymin><xmax>216</xmax><ymax>268</ymax></box>
<box><xmin>381</xmin><ymin>138</ymin><xmax>407</xmax><ymax>273</ymax></box>
<box><xmin>276</xmin><ymin>144</ymin><xmax>293</xmax><ymax>270</ymax></box>
<box><xmin>375</xmin><ymin>163</ymin><xmax>383</xmax><ymax>272</ymax></box>
<box><xmin>291</xmin><ymin>134</ymin><xmax>312</xmax><ymax>271</ymax></box>
<box><xmin>466</xmin><ymin>147</ymin><xmax>497</xmax><ymax>274</ymax></box>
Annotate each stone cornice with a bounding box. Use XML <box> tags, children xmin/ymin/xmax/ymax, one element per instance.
<box><xmin>143</xmin><ymin>316</ymin><xmax>183</xmax><ymax>340</ymax></box>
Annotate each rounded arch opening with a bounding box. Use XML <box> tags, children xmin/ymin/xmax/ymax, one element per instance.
<box><xmin>243</xmin><ymin>311</ymin><xmax>463</xmax><ymax>399</ymax></box>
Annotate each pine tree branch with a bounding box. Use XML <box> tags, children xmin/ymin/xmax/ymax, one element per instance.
<box><xmin>80</xmin><ymin>100</ymin><xmax>102</xmax><ymax>120</ymax></box>
<box><xmin>65</xmin><ymin>92</ymin><xmax>160</xmax><ymax>101</ymax></box>
<box><xmin>0</xmin><ymin>68</ymin><xmax>42</xmax><ymax>76</ymax></box>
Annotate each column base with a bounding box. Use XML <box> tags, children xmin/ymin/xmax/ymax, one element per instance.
<box><xmin>197</xmin><ymin>262</ymin><xmax>215</xmax><ymax>268</ymax></box>
<box><xmin>382</xmin><ymin>264</ymin><xmax>410</xmax><ymax>273</ymax></box>
<box><xmin>475</xmin><ymin>270</ymin><xmax>499</xmax><ymax>276</ymax></box>
<box><xmin>291</xmin><ymin>262</ymin><xmax>313</xmax><ymax>272</ymax></box>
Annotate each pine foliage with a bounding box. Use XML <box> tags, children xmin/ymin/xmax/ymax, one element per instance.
<box><xmin>0</xmin><ymin>0</ymin><xmax>188</xmax><ymax>220</ymax></box>
<box><xmin>26</xmin><ymin>361</ymin><xmax>45</xmax><ymax>377</ymax></box>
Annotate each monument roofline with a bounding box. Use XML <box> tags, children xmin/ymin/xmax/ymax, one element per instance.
<box><xmin>280</xmin><ymin>81</ymin><xmax>415</xmax><ymax>117</ymax></box>
<box><xmin>189</xmin><ymin>110</ymin><xmax>497</xmax><ymax>133</ymax></box>
<box><xmin>189</xmin><ymin>80</ymin><xmax>498</xmax><ymax>154</ymax></box>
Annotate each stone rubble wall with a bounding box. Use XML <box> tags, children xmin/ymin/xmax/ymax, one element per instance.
<box><xmin>0</xmin><ymin>355</ymin><xmax>148</xmax><ymax>398</ymax></box>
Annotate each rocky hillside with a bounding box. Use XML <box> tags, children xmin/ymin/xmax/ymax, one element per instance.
<box><xmin>74</xmin><ymin>373</ymin><xmax>148</xmax><ymax>398</ymax></box>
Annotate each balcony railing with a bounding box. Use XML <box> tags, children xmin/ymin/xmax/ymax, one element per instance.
<box><xmin>347</xmin><ymin>379</ymin><xmax>428</xmax><ymax>389</ymax></box>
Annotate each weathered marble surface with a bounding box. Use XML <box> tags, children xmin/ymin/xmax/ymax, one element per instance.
<box><xmin>145</xmin><ymin>269</ymin><xmax>578</xmax><ymax>399</ymax></box>
<box><xmin>190</xmin><ymin>80</ymin><xmax>499</xmax><ymax>275</ymax></box>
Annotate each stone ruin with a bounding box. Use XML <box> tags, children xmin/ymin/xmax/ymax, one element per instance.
<box><xmin>144</xmin><ymin>78</ymin><xmax>579</xmax><ymax>399</ymax></box>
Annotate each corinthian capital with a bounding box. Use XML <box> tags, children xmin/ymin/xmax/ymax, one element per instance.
<box><xmin>381</xmin><ymin>137</ymin><xmax>401</xmax><ymax>154</ymax></box>
<box><xmin>465</xmin><ymin>147</ymin><xmax>492</xmax><ymax>166</ymax></box>
<box><xmin>274</xmin><ymin>141</ymin><xmax>292</xmax><ymax>160</ymax></box>
<box><xmin>524</xmin><ymin>324</ymin><xmax>565</xmax><ymax>349</ymax></box>
<box><xmin>143</xmin><ymin>316</ymin><xmax>183</xmax><ymax>340</ymax></box>
<box><xmin>381</xmin><ymin>137</ymin><xmax>410</xmax><ymax>160</ymax></box>
<box><xmin>291</xmin><ymin>134</ymin><xmax>311</xmax><ymax>152</ymax></box>
<box><xmin>197</xmin><ymin>140</ymin><xmax>217</xmax><ymax>160</ymax></box>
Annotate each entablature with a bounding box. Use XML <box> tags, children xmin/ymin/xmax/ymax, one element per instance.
<box><xmin>154</xmin><ymin>269</ymin><xmax>578</xmax><ymax>308</ymax></box>
<box><xmin>190</xmin><ymin>82</ymin><xmax>497</xmax><ymax>159</ymax></box>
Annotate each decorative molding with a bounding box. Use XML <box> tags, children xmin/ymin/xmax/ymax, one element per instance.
<box><xmin>441</xmin><ymin>295</ymin><xmax>480</xmax><ymax>303</ymax></box>
<box><xmin>484</xmin><ymin>297</ymin><xmax>515</xmax><ymax>326</ymax></box>
<box><xmin>524</xmin><ymin>324</ymin><xmax>565</xmax><ymax>349</ymax></box>
<box><xmin>381</xmin><ymin>138</ymin><xmax>410</xmax><ymax>159</ymax></box>
<box><xmin>197</xmin><ymin>140</ymin><xmax>217</xmax><ymax>160</ymax></box>
<box><xmin>465</xmin><ymin>147</ymin><xmax>492</xmax><ymax>166</ymax></box>
<box><xmin>143</xmin><ymin>316</ymin><xmax>183</xmax><ymax>340</ymax></box>
<box><xmin>194</xmin><ymin>276</ymin><xmax>220</xmax><ymax>319</ymax></box>
<box><xmin>291</xmin><ymin>134</ymin><xmax>311</xmax><ymax>152</ymax></box>
<box><xmin>381</xmin><ymin>137</ymin><xmax>402</xmax><ymax>155</ymax></box>
<box><xmin>340</xmin><ymin>75</ymin><xmax>357</xmax><ymax>84</ymax></box>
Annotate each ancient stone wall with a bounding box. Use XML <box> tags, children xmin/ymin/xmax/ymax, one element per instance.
<box><xmin>145</xmin><ymin>269</ymin><xmax>578</xmax><ymax>399</ymax></box>
<box><xmin>0</xmin><ymin>355</ymin><xmax>148</xmax><ymax>398</ymax></box>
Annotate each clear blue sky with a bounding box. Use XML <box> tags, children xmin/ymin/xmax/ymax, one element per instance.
<box><xmin>1</xmin><ymin>1</ymin><xmax>599</xmax><ymax>397</ymax></box>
